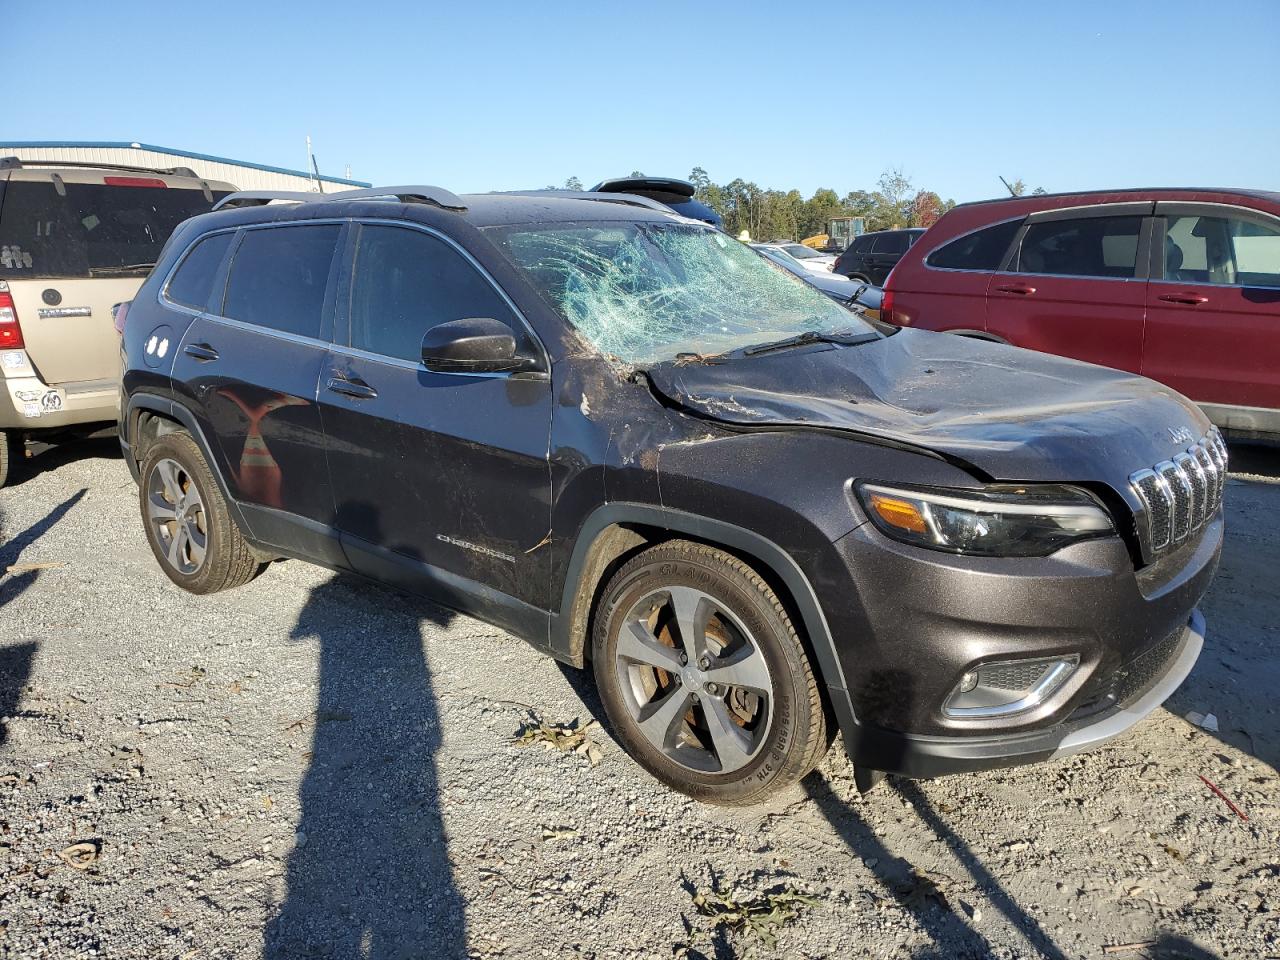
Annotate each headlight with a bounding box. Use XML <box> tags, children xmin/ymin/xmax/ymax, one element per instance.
<box><xmin>857</xmin><ymin>482</ymin><xmax>1113</xmax><ymax>557</ymax></box>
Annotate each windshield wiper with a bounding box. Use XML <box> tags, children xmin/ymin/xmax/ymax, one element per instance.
<box><xmin>89</xmin><ymin>262</ymin><xmax>156</xmax><ymax>276</ymax></box>
<box><xmin>741</xmin><ymin>328</ymin><xmax>878</xmax><ymax>357</ymax></box>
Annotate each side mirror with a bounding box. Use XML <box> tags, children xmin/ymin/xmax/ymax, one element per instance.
<box><xmin>420</xmin><ymin>317</ymin><xmax>534</xmax><ymax>374</ymax></box>
<box><xmin>851</xmin><ymin>282</ymin><xmax>870</xmax><ymax>304</ymax></box>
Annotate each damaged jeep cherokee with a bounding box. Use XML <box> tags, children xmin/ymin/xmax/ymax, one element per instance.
<box><xmin>118</xmin><ymin>186</ymin><xmax>1223</xmax><ymax>804</ymax></box>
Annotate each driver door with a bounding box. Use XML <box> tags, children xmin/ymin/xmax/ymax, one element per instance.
<box><xmin>319</xmin><ymin>222</ymin><xmax>554</xmax><ymax>628</ymax></box>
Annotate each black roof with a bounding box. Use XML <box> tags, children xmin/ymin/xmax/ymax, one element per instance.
<box><xmin>203</xmin><ymin>190</ymin><xmax>684</xmax><ymax>230</ymax></box>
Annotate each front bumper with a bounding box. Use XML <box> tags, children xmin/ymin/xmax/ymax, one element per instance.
<box><xmin>821</xmin><ymin>504</ymin><xmax>1220</xmax><ymax>777</ymax></box>
<box><xmin>848</xmin><ymin>609</ymin><xmax>1204</xmax><ymax>777</ymax></box>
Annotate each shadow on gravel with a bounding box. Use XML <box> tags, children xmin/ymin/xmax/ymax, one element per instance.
<box><xmin>806</xmin><ymin>774</ymin><xmax>1071</xmax><ymax>960</ymax></box>
<box><xmin>1162</xmin><ymin>440</ymin><xmax>1280</xmax><ymax>773</ymax></box>
<box><xmin>0</xmin><ymin>641</ymin><xmax>37</xmax><ymax>749</ymax></box>
<box><xmin>1147</xmin><ymin>934</ymin><xmax>1222</xmax><ymax>959</ymax></box>
<box><xmin>803</xmin><ymin>774</ymin><xmax>993</xmax><ymax>959</ymax></box>
<box><xmin>1</xmin><ymin>436</ymin><xmax>121</xmax><ymax>489</ymax></box>
<box><xmin>0</xmin><ymin>492</ymin><xmax>86</xmax><ymax>749</ymax></box>
<box><xmin>266</xmin><ymin>567</ymin><xmax>468</xmax><ymax>959</ymax></box>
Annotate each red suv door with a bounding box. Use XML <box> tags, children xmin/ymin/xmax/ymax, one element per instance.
<box><xmin>985</xmin><ymin>204</ymin><xmax>1153</xmax><ymax>372</ymax></box>
<box><xmin>1143</xmin><ymin>202</ymin><xmax>1280</xmax><ymax>435</ymax></box>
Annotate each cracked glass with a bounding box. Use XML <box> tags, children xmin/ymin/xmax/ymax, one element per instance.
<box><xmin>491</xmin><ymin>221</ymin><xmax>875</xmax><ymax>364</ymax></box>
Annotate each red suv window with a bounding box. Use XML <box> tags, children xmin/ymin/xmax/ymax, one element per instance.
<box><xmin>1014</xmin><ymin>216</ymin><xmax>1143</xmax><ymax>279</ymax></box>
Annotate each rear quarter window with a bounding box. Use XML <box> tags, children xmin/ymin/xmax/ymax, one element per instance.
<box><xmin>926</xmin><ymin>219</ymin><xmax>1023</xmax><ymax>271</ymax></box>
<box><xmin>0</xmin><ymin>180</ymin><xmax>227</xmax><ymax>279</ymax></box>
<box><xmin>165</xmin><ymin>232</ymin><xmax>234</xmax><ymax>310</ymax></box>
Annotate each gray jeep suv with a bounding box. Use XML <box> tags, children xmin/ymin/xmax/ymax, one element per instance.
<box><xmin>119</xmin><ymin>185</ymin><xmax>1221</xmax><ymax>803</ymax></box>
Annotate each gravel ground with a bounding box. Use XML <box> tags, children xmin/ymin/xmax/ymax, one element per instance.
<box><xmin>0</xmin><ymin>439</ymin><xmax>1276</xmax><ymax>960</ymax></box>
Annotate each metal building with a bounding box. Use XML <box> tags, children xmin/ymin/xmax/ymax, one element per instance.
<box><xmin>0</xmin><ymin>141</ymin><xmax>370</xmax><ymax>193</ymax></box>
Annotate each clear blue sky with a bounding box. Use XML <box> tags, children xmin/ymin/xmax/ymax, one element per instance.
<box><xmin>8</xmin><ymin>0</ymin><xmax>1278</xmax><ymax>202</ymax></box>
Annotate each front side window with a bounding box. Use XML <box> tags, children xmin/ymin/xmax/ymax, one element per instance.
<box><xmin>222</xmin><ymin>225</ymin><xmax>341</xmax><ymax>339</ymax></box>
<box><xmin>1164</xmin><ymin>214</ymin><xmax>1280</xmax><ymax>287</ymax></box>
<box><xmin>0</xmin><ymin>180</ymin><xmax>227</xmax><ymax>279</ymax></box>
<box><xmin>347</xmin><ymin>225</ymin><xmax>517</xmax><ymax>363</ymax></box>
<box><xmin>926</xmin><ymin>219</ymin><xmax>1022</xmax><ymax>271</ymax></box>
<box><xmin>1015</xmin><ymin>215</ymin><xmax>1143</xmax><ymax>278</ymax></box>
<box><xmin>491</xmin><ymin>221</ymin><xmax>876</xmax><ymax>365</ymax></box>
<box><xmin>166</xmin><ymin>232</ymin><xmax>233</xmax><ymax>310</ymax></box>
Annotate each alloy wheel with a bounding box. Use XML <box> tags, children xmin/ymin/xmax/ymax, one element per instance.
<box><xmin>613</xmin><ymin>585</ymin><xmax>774</xmax><ymax>774</ymax></box>
<box><xmin>146</xmin><ymin>457</ymin><xmax>208</xmax><ymax>575</ymax></box>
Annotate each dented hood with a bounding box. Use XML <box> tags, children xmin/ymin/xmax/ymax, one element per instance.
<box><xmin>646</xmin><ymin>329</ymin><xmax>1211</xmax><ymax>491</ymax></box>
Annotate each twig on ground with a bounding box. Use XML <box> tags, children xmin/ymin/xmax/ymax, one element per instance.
<box><xmin>1198</xmin><ymin>774</ymin><xmax>1249</xmax><ymax>821</ymax></box>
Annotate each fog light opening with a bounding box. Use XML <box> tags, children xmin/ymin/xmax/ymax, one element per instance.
<box><xmin>944</xmin><ymin>655</ymin><xmax>1080</xmax><ymax>719</ymax></box>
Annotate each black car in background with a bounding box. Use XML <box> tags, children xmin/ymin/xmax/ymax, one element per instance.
<box><xmin>118</xmin><ymin>185</ymin><xmax>1218</xmax><ymax>804</ymax></box>
<box><xmin>834</xmin><ymin>227</ymin><xmax>926</xmax><ymax>285</ymax></box>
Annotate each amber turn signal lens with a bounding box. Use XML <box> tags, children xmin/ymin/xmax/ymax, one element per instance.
<box><xmin>868</xmin><ymin>493</ymin><xmax>928</xmax><ymax>534</ymax></box>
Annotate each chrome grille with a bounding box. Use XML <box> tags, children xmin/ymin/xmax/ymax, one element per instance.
<box><xmin>1130</xmin><ymin>429</ymin><xmax>1226</xmax><ymax>558</ymax></box>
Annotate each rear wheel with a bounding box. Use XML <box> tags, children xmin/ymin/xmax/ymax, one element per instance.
<box><xmin>592</xmin><ymin>540</ymin><xmax>827</xmax><ymax>805</ymax></box>
<box><xmin>138</xmin><ymin>431</ymin><xmax>263</xmax><ymax>594</ymax></box>
<box><xmin>0</xmin><ymin>431</ymin><xmax>20</xmax><ymax>488</ymax></box>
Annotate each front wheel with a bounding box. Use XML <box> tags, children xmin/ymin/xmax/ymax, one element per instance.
<box><xmin>592</xmin><ymin>540</ymin><xmax>828</xmax><ymax>805</ymax></box>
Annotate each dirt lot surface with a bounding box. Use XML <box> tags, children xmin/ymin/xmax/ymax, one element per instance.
<box><xmin>0</xmin><ymin>440</ymin><xmax>1276</xmax><ymax>960</ymax></box>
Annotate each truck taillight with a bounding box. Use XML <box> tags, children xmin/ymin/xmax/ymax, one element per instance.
<box><xmin>879</xmin><ymin>287</ymin><xmax>896</xmax><ymax>325</ymax></box>
<box><xmin>0</xmin><ymin>287</ymin><xmax>23</xmax><ymax>349</ymax></box>
<box><xmin>112</xmin><ymin>301</ymin><xmax>131</xmax><ymax>336</ymax></box>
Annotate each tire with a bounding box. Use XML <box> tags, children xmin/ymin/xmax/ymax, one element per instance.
<box><xmin>592</xmin><ymin>540</ymin><xmax>828</xmax><ymax>805</ymax></box>
<box><xmin>0</xmin><ymin>430</ymin><xmax>19</xmax><ymax>488</ymax></box>
<box><xmin>138</xmin><ymin>431</ymin><xmax>263</xmax><ymax>594</ymax></box>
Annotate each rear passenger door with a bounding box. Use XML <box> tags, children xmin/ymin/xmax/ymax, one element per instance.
<box><xmin>320</xmin><ymin>221</ymin><xmax>553</xmax><ymax>632</ymax></box>
<box><xmin>985</xmin><ymin>204</ymin><xmax>1152</xmax><ymax>372</ymax></box>
<box><xmin>171</xmin><ymin>221</ymin><xmax>345</xmax><ymax>564</ymax></box>
<box><xmin>1142</xmin><ymin>203</ymin><xmax>1280</xmax><ymax>429</ymax></box>
<box><xmin>866</xmin><ymin>232</ymin><xmax>909</xmax><ymax>285</ymax></box>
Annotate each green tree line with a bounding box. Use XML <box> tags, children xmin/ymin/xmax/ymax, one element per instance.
<box><xmin>547</xmin><ymin>168</ymin><xmax>1044</xmax><ymax>241</ymax></box>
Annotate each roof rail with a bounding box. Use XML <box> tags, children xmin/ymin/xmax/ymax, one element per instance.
<box><xmin>211</xmin><ymin>184</ymin><xmax>468</xmax><ymax>214</ymax></box>
<box><xmin>501</xmin><ymin>189</ymin><xmax>676</xmax><ymax>215</ymax></box>
<box><xmin>212</xmin><ymin>190</ymin><xmax>328</xmax><ymax>211</ymax></box>
<box><xmin>326</xmin><ymin>185</ymin><xmax>466</xmax><ymax>211</ymax></box>
<box><xmin>0</xmin><ymin>156</ymin><xmax>202</xmax><ymax>178</ymax></box>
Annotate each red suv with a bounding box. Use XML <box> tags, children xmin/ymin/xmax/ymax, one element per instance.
<box><xmin>882</xmin><ymin>189</ymin><xmax>1280</xmax><ymax>440</ymax></box>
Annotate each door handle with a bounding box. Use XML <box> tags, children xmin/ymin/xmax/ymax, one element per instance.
<box><xmin>183</xmin><ymin>342</ymin><xmax>219</xmax><ymax>362</ymax></box>
<box><xmin>1158</xmin><ymin>292</ymin><xmax>1210</xmax><ymax>305</ymax></box>
<box><xmin>326</xmin><ymin>376</ymin><xmax>378</xmax><ymax>400</ymax></box>
<box><xmin>995</xmin><ymin>283</ymin><xmax>1037</xmax><ymax>295</ymax></box>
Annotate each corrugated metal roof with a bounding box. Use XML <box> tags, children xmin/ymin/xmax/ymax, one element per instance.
<box><xmin>0</xmin><ymin>141</ymin><xmax>371</xmax><ymax>192</ymax></box>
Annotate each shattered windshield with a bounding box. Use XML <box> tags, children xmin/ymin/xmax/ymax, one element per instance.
<box><xmin>489</xmin><ymin>221</ymin><xmax>876</xmax><ymax>364</ymax></box>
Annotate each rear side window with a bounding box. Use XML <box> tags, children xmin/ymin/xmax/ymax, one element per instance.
<box><xmin>926</xmin><ymin>219</ymin><xmax>1022</xmax><ymax>271</ymax></box>
<box><xmin>165</xmin><ymin>233</ymin><xmax>233</xmax><ymax>310</ymax></box>
<box><xmin>851</xmin><ymin>235</ymin><xmax>875</xmax><ymax>253</ymax></box>
<box><xmin>1015</xmin><ymin>216</ymin><xmax>1143</xmax><ymax>278</ymax></box>
<box><xmin>871</xmin><ymin>232</ymin><xmax>910</xmax><ymax>255</ymax></box>
<box><xmin>347</xmin><ymin>224</ymin><xmax>516</xmax><ymax>363</ymax></box>
<box><xmin>222</xmin><ymin>225</ymin><xmax>341</xmax><ymax>339</ymax></box>
<box><xmin>0</xmin><ymin>180</ymin><xmax>226</xmax><ymax>279</ymax></box>
<box><xmin>1164</xmin><ymin>214</ymin><xmax>1280</xmax><ymax>287</ymax></box>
